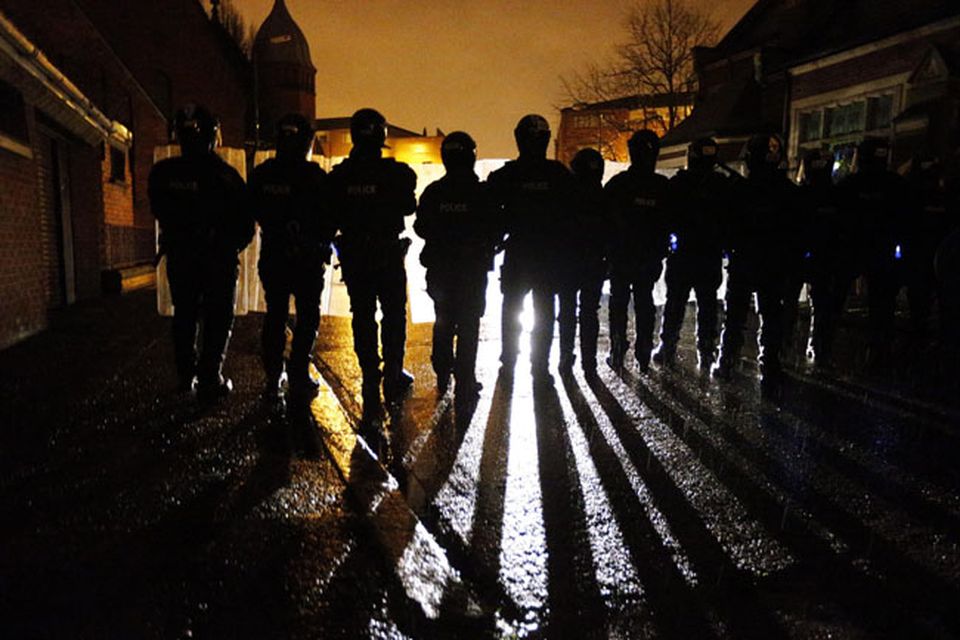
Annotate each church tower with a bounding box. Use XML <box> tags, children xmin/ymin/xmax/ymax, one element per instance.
<box><xmin>252</xmin><ymin>0</ymin><xmax>316</xmax><ymax>144</ymax></box>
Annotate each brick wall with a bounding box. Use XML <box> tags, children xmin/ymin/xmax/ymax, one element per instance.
<box><xmin>791</xmin><ymin>28</ymin><xmax>960</xmax><ymax>102</ymax></box>
<box><xmin>0</xmin><ymin>110</ymin><xmax>49</xmax><ymax>349</ymax></box>
<box><xmin>75</xmin><ymin>0</ymin><xmax>253</xmax><ymax>148</ymax></box>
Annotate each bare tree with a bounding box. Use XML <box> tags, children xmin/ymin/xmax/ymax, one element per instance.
<box><xmin>211</xmin><ymin>0</ymin><xmax>254</xmax><ymax>58</ymax></box>
<box><xmin>562</xmin><ymin>0</ymin><xmax>720</xmax><ymax>131</ymax></box>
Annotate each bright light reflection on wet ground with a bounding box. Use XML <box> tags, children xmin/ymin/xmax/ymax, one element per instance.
<box><xmin>498</xmin><ymin>302</ymin><xmax>548</xmax><ymax>620</ymax></box>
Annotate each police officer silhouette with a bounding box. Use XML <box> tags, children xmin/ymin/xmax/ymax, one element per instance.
<box><xmin>415</xmin><ymin>132</ymin><xmax>502</xmax><ymax>406</ymax></box>
<box><xmin>655</xmin><ymin>137</ymin><xmax>731</xmax><ymax>373</ymax></box>
<box><xmin>604</xmin><ymin>130</ymin><xmax>671</xmax><ymax>371</ymax></box>
<box><xmin>488</xmin><ymin>114</ymin><xmax>575</xmax><ymax>382</ymax></box>
<box><xmin>789</xmin><ymin>148</ymin><xmax>852</xmax><ymax>368</ymax></box>
<box><xmin>557</xmin><ymin>148</ymin><xmax>608</xmax><ymax>375</ymax></box>
<box><xmin>148</xmin><ymin>104</ymin><xmax>254</xmax><ymax>402</ymax></box>
<box><xmin>249</xmin><ymin>113</ymin><xmax>336</xmax><ymax>400</ymax></box>
<box><xmin>838</xmin><ymin>137</ymin><xmax>913</xmax><ymax>366</ymax></box>
<box><xmin>717</xmin><ymin>133</ymin><xmax>799</xmax><ymax>391</ymax></box>
<box><xmin>329</xmin><ymin>108</ymin><xmax>417</xmax><ymax>421</ymax></box>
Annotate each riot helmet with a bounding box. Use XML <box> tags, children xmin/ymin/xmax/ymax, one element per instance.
<box><xmin>514</xmin><ymin>114</ymin><xmax>551</xmax><ymax>158</ymax></box>
<box><xmin>743</xmin><ymin>133</ymin><xmax>784</xmax><ymax>179</ymax></box>
<box><xmin>854</xmin><ymin>137</ymin><xmax>891</xmax><ymax>175</ymax></box>
<box><xmin>687</xmin><ymin>137</ymin><xmax>719</xmax><ymax>173</ymax></box>
<box><xmin>350</xmin><ymin>108</ymin><xmax>388</xmax><ymax>153</ymax></box>
<box><xmin>628</xmin><ymin>129</ymin><xmax>660</xmax><ymax>174</ymax></box>
<box><xmin>440</xmin><ymin>131</ymin><xmax>477</xmax><ymax>174</ymax></box>
<box><xmin>173</xmin><ymin>104</ymin><xmax>219</xmax><ymax>157</ymax></box>
<box><xmin>571</xmin><ymin>148</ymin><xmax>604</xmax><ymax>185</ymax></box>
<box><xmin>798</xmin><ymin>148</ymin><xmax>833</xmax><ymax>187</ymax></box>
<box><xmin>275</xmin><ymin>113</ymin><xmax>314</xmax><ymax>161</ymax></box>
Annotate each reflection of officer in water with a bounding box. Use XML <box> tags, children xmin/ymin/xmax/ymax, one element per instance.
<box><xmin>557</xmin><ymin>148</ymin><xmax>608</xmax><ymax>374</ymax></box>
<box><xmin>415</xmin><ymin>132</ymin><xmax>502</xmax><ymax>406</ymax></box>
<box><xmin>149</xmin><ymin>104</ymin><xmax>254</xmax><ymax>401</ymax></box>
<box><xmin>838</xmin><ymin>137</ymin><xmax>913</xmax><ymax>365</ymax></box>
<box><xmin>249</xmin><ymin>114</ymin><xmax>336</xmax><ymax>400</ymax></box>
<box><xmin>604</xmin><ymin>131</ymin><xmax>670</xmax><ymax>371</ymax></box>
<box><xmin>488</xmin><ymin>114</ymin><xmax>575</xmax><ymax>382</ymax></box>
<box><xmin>717</xmin><ymin>133</ymin><xmax>799</xmax><ymax>388</ymax></box>
<box><xmin>655</xmin><ymin>137</ymin><xmax>729</xmax><ymax>373</ymax></box>
<box><xmin>329</xmin><ymin>109</ymin><xmax>417</xmax><ymax>419</ymax></box>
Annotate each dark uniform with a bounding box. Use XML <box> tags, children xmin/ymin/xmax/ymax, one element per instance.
<box><xmin>328</xmin><ymin>109</ymin><xmax>417</xmax><ymax>415</ymax></box>
<box><xmin>905</xmin><ymin>156</ymin><xmax>951</xmax><ymax>333</ymax></box>
<box><xmin>148</xmin><ymin>105</ymin><xmax>254</xmax><ymax>401</ymax></box>
<box><xmin>488</xmin><ymin>114</ymin><xmax>575</xmax><ymax>380</ymax></box>
<box><xmin>789</xmin><ymin>149</ymin><xmax>855</xmax><ymax>367</ymax></box>
<box><xmin>249</xmin><ymin>114</ymin><xmax>336</xmax><ymax>398</ymax></box>
<box><xmin>837</xmin><ymin>138</ymin><xmax>913</xmax><ymax>363</ymax></box>
<box><xmin>414</xmin><ymin>132</ymin><xmax>501</xmax><ymax>403</ymax></box>
<box><xmin>656</xmin><ymin>137</ymin><xmax>730</xmax><ymax>371</ymax></box>
<box><xmin>935</xmin><ymin>154</ymin><xmax>960</xmax><ymax>370</ymax></box>
<box><xmin>557</xmin><ymin>148</ymin><xmax>608</xmax><ymax>374</ymax></box>
<box><xmin>605</xmin><ymin>130</ymin><xmax>670</xmax><ymax>371</ymax></box>
<box><xmin>717</xmin><ymin>133</ymin><xmax>800</xmax><ymax>387</ymax></box>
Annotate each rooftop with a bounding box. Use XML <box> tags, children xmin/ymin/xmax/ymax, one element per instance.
<box><xmin>704</xmin><ymin>0</ymin><xmax>959</xmax><ymax>69</ymax></box>
<box><xmin>253</xmin><ymin>0</ymin><xmax>314</xmax><ymax>70</ymax></box>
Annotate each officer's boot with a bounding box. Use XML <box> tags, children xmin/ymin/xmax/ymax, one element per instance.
<box><xmin>172</xmin><ymin>312</ymin><xmax>199</xmax><ymax>393</ymax></box>
<box><xmin>607</xmin><ymin>333</ymin><xmax>627</xmax><ymax>370</ymax></box>
<box><xmin>557</xmin><ymin>288</ymin><xmax>577</xmax><ymax>373</ymax></box>
<box><xmin>454</xmin><ymin>317</ymin><xmax>483</xmax><ymax>406</ymax></box>
<box><xmin>288</xmin><ymin>361</ymin><xmax>320</xmax><ymax>400</ymax></box>
<box><xmin>652</xmin><ymin>342</ymin><xmax>677</xmax><ymax>368</ymax></box>
<box><xmin>697</xmin><ymin>347</ymin><xmax>715</xmax><ymax>376</ymax></box>
<box><xmin>361</xmin><ymin>369</ymin><xmax>383</xmax><ymax>423</ymax></box>
<box><xmin>715</xmin><ymin>333</ymin><xmax>741</xmax><ymax>381</ymax></box>
<box><xmin>383</xmin><ymin>363</ymin><xmax>415</xmax><ymax>403</ymax></box>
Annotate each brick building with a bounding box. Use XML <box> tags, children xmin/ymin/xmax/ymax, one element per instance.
<box><xmin>0</xmin><ymin>0</ymin><xmax>254</xmax><ymax>349</ymax></box>
<box><xmin>555</xmin><ymin>92</ymin><xmax>694</xmax><ymax>166</ymax></box>
<box><xmin>658</xmin><ymin>0</ymin><xmax>960</xmax><ymax>172</ymax></box>
<box><xmin>314</xmin><ymin>117</ymin><xmax>444</xmax><ymax>167</ymax></box>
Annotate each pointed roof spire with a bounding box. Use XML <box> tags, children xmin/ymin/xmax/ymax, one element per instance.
<box><xmin>253</xmin><ymin>0</ymin><xmax>315</xmax><ymax>70</ymax></box>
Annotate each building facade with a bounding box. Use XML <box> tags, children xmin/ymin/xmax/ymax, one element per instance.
<box><xmin>0</xmin><ymin>0</ymin><xmax>254</xmax><ymax>349</ymax></box>
<box><xmin>658</xmin><ymin>0</ymin><xmax>960</xmax><ymax>173</ymax></box>
<box><xmin>556</xmin><ymin>93</ymin><xmax>694</xmax><ymax>166</ymax></box>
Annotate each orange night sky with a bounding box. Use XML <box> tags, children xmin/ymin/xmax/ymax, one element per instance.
<box><xmin>233</xmin><ymin>0</ymin><xmax>755</xmax><ymax>158</ymax></box>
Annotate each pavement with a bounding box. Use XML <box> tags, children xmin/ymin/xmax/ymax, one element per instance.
<box><xmin>1</xmin><ymin>286</ymin><xmax>959</xmax><ymax>639</ymax></box>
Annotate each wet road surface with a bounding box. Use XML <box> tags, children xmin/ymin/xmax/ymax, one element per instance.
<box><xmin>2</xmin><ymin>289</ymin><xmax>960</xmax><ymax>638</ymax></box>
